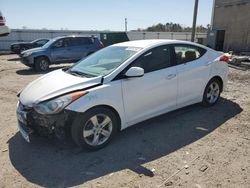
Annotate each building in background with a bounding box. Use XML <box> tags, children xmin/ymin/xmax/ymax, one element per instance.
<box><xmin>207</xmin><ymin>0</ymin><xmax>250</xmax><ymax>52</ymax></box>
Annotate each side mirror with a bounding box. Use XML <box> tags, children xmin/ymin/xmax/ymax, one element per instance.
<box><xmin>125</xmin><ymin>67</ymin><xmax>144</xmax><ymax>78</ymax></box>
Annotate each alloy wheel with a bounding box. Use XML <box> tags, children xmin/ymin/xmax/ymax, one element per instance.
<box><xmin>206</xmin><ymin>81</ymin><xmax>220</xmax><ymax>104</ymax></box>
<box><xmin>40</xmin><ymin>59</ymin><xmax>49</xmax><ymax>71</ymax></box>
<box><xmin>83</xmin><ymin>114</ymin><xmax>113</xmax><ymax>146</ymax></box>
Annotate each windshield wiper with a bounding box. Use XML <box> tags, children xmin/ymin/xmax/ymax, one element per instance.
<box><xmin>68</xmin><ymin>70</ymin><xmax>95</xmax><ymax>78</ymax></box>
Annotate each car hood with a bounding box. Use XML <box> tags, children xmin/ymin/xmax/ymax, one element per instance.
<box><xmin>23</xmin><ymin>47</ymin><xmax>44</xmax><ymax>53</ymax></box>
<box><xmin>11</xmin><ymin>42</ymin><xmax>31</xmax><ymax>46</ymax></box>
<box><xmin>20</xmin><ymin>47</ymin><xmax>46</xmax><ymax>56</ymax></box>
<box><xmin>19</xmin><ymin>69</ymin><xmax>103</xmax><ymax>106</ymax></box>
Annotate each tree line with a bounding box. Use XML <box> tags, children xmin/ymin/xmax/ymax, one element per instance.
<box><xmin>137</xmin><ymin>22</ymin><xmax>209</xmax><ymax>32</ymax></box>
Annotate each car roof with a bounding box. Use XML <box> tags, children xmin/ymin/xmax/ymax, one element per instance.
<box><xmin>113</xmin><ymin>39</ymin><xmax>208</xmax><ymax>49</ymax></box>
<box><xmin>53</xmin><ymin>35</ymin><xmax>97</xmax><ymax>40</ymax></box>
<box><xmin>33</xmin><ymin>38</ymin><xmax>49</xmax><ymax>41</ymax></box>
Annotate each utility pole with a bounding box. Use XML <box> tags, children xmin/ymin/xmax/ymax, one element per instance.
<box><xmin>210</xmin><ymin>0</ymin><xmax>215</xmax><ymax>30</ymax></box>
<box><xmin>191</xmin><ymin>0</ymin><xmax>199</xmax><ymax>42</ymax></box>
<box><xmin>125</xmin><ymin>18</ymin><xmax>127</xmax><ymax>32</ymax></box>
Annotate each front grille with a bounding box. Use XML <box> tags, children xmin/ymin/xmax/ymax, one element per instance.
<box><xmin>17</xmin><ymin>101</ymin><xmax>64</xmax><ymax>137</ymax></box>
<box><xmin>19</xmin><ymin>102</ymin><xmax>56</xmax><ymax>136</ymax></box>
<box><xmin>20</xmin><ymin>57</ymin><xmax>30</xmax><ymax>64</ymax></box>
<box><xmin>18</xmin><ymin>120</ymin><xmax>33</xmax><ymax>134</ymax></box>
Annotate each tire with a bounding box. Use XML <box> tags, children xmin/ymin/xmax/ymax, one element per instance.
<box><xmin>34</xmin><ymin>57</ymin><xmax>50</xmax><ymax>72</ymax></box>
<box><xmin>202</xmin><ymin>78</ymin><xmax>222</xmax><ymax>106</ymax></box>
<box><xmin>71</xmin><ymin>107</ymin><xmax>119</xmax><ymax>150</ymax></box>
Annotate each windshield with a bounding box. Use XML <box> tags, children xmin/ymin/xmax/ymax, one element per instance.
<box><xmin>68</xmin><ymin>46</ymin><xmax>142</xmax><ymax>77</ymax></box>
<box><xmin>42</xmin><ymin>38</ymin><xmax>57</xmax><ymax>48</ymax></box>
<box><xmin>32</xmin><ymin>39</ymin><xmax>43</xmax><ymax>43</ymax></box>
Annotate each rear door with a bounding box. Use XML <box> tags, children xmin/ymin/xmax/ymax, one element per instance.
<box><xmin>173</xmin><ymin>44</ymin><xmax>209</xmax><ymax>106</ymax></box>
<box><xmin>72</xmin><ymin>37</ymin><xmax>95</xmax><ymax>60</ymax></box>
<box><xmin>121</xmin><ymin>45</ymin><xmax>178</xmax><ymax>124</ymax></box>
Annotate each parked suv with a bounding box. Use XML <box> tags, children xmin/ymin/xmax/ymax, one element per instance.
<box><xmin>20</xmin><ymin>35</ymin><xmax>104</xmax><ymax>71</ymax></box>
<box><xmin>11</xmin><ymin>38</ymin><xmax>49</xmax><ymax>54</ymax></box>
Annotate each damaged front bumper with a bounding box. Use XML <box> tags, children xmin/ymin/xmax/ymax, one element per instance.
<box><xmin>16</xmin><ymin>101</ymin><xmax>74</xmax><ymax>142</ymax></box>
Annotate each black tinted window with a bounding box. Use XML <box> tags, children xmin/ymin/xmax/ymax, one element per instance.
<box><xmin>132</xmin><ymin>45</ymin><xmax>171</xmax><ymax>73</ymax></box>
<box><xmin>70</xmin><ymin>37</ymin><xmax>94</xmax><ymax>46</ymax></box>
<box><xmin>174</xmin><ymin>44</ymin><xmax>206</xmax><ymax>64</ymax></box>
<box><xmin>63</xmin><ymin>38</ymin><xmax>72</xmax><ymax>47</ymax></box>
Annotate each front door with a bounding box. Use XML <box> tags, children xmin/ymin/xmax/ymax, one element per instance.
<box><xmin>121</xmin><ymin>45</ymin><xmax>177</xmax><ymax>124</ymax></box>
<box><xmin>50</xmin><ymin>38</ymin><xmax>74</xmax><ymax>63</ymax></box>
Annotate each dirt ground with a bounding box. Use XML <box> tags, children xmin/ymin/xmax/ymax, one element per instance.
<box><xmin>0</xmin><ymin>54</ymin><xmax>249</xmax><ymax>188</ymax></box>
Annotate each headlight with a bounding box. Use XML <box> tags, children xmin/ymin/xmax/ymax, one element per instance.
<box><xmin>34</xmin><ymin>91</ymin><xmax>88</xmax><ymax>115</ymax></box>
<box><xmin>23</xmin><ymin>51</ymin><xmax>33</xmax><ymax>57</ymax></box>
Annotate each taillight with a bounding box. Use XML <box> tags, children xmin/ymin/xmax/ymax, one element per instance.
<box><xmin>99</xmin><ymin>41</ymin><xmax>104</xmax><ymax>48</ymax></box>
<box><xmin>219</xmin><ymin>54</ymin><xmax>230</xmax><ymax>63</ymax></box>
<box><xmin>0</xmin><ymin>16</ymin><xmax>5</xmax><ymax>26</ymax></box>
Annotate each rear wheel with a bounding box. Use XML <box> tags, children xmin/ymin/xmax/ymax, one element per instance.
<box><xmin>34</xmin><ymin>57</ymin><xmax>50</xmax><ymax>72</ymax></box>
<box><xmin>202</xmin><ymin>78</ymin><xmax>222</xmax><ymax>106</ymax></box>
<box><xmin>71</xmin><ymin>107</ymin><xmax>119</xmax><ymax>150</ymax></box>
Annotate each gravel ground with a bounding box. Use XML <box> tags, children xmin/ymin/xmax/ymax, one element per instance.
<box><xmin>0</xmin><ymin>54</ymin><xmax>249</xmax><ymax>188</ymax></box>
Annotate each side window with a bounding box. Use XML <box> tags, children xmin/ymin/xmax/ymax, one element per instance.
<box><xmin>53</xmin><ymin>39</ymin><xmax>64</xmax><ymax>48</ymax></box>
<box><xmin>70</xmin><ymin>38</ymin><xmax>81</xmax><ymax>46</ymax></box>
<box><xmin>79</xmin><ymin>37</ymin><xmax>94</xmax><ymax>45</ymax></box>
<box><xmin>132</xmin><ymin>45</ymin><xmax>171</xmax><ymax>73</ymax></box>
<box><xmin>70</xmin><ymin>37</ymin><xmax>93</xmax><ymax>46</ymax></box>
<box><xmin>63</xmin><ymin>38</ymin><xmax>72</xmax><ymax>47</ymax></box>
<box><xmin>53</xmin><ymin>38</ymin><xmax>72</xmax><ymax>48</ymax></box>
<box><xmin>174</xmin><ymin>45</ymin><xmax>206</xmax><ymax>64</ymax></box>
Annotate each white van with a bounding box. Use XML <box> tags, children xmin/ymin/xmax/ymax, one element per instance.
<box><xmin>0</xmin><ymin>11</ymin><xmax>10</xmax><ymax>36</ymax></box>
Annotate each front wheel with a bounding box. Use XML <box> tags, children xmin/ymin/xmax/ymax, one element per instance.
<box><xmin>34</xmin><ymin>57</ymin><xmax>50</xmax><ymax>72</ymax></box>
<box><xmin>71</xmin><ymin>107</ymin><xmax>119</xmax><ymax>150</ymax></box>
<box><xmin>202</xmin><ymin>78</ymin><xmax>222</xmax><ymax>106</ymax></box>
<box><xmin>20</xmin><ymin>47</ymin><xmax>27</xmax><ymax>53</ymax></box>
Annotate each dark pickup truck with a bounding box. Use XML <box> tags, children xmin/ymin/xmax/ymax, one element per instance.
<box><xmin>10</xmin><ymin>38</ymin><xmax>49</xmax><ymax>54</ymax></box>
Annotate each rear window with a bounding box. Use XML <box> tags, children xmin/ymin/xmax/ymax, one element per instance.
<box><xmin>174</xmin><ymin>44</ymin><xmax>206</xmax><ymax>64</ymax></box>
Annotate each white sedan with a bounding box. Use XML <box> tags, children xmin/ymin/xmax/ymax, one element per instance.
<box><xmin>17</xmin><ymin>40</ymin><xmax>229</xmax><ymax>150</ymax></box>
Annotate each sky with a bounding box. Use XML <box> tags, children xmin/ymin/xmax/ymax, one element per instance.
<box><xmin>0</xmin><ymin>0</ymin><xmax>214</xmax><ymax>31</ymax></box>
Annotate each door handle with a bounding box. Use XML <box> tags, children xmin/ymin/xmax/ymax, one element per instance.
<box><xmin>166</xmin><ymin>74</ymin><xmax>176</xmax><ymax>80</ymax></box>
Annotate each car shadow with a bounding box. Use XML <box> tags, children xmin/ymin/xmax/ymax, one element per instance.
<box><xmin>8</xmin><ymin>98</ymin><xmax>242</xmax><ymax>187</ymax></box>
<box><xmin>16</xmin><ymin>66</ymin><xmax>71</xmax><ymax>75</ymax></box>
<box><xmin>8</xmin><ymin>57</ymin><xmax>21</xmax><ymax>61</ymax></box>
